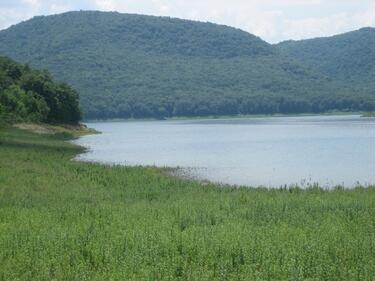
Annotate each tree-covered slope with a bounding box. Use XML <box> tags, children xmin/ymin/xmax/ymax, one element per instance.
<box><xmin>277</xmin><ymin>27</ymin><xmax>375</xmax><ymax>95</ymax></box>
<box><xmin>0</xmin><ymin>11</ymin><xmax>373</xmax><ymax>119</ymax></box>
<box><xmin>0</xmin><ymin>56</ymin><xmax>81</xmax><ymax>124</ymax></box>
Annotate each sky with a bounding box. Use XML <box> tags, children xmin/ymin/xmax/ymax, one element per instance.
<box><xmin>0</xmin><ymin>0</ymin><xmax>374</xmax><ymax>43</ymax></box>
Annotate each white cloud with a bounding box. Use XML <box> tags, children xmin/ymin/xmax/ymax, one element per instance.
<box><xmin>22</xmin><ymin>0</ymin><xmax>41</xmax><ymax>6</ymax></box>
<box><xmin>94</xmin><ymin>0</ymin><xmax>116</xmax><ymax>11</ymax></box>
<box><xmin>354</xmin><ymin>3</ymin><xmax>375</xmax><ymax>27</ymax></box>
<box><xmin>0</xmin><ymin>0</ymin><xmax>374</xmax><ymax>42</ymax></box>
<box><xmin>279</xmin><ymin>3</ymin><xmax>375</xmax><ymax>41</ymax></box>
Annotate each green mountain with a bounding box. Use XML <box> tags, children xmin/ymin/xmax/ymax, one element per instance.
<box><xmin>0</xmin><ymin>56</ymin><xmax>81</xmax><ymax>124</ymax></box>
<box><xmin>277</xmin><ymin>27</ymin><xmax>375</xmax><ymax>96</ymax></box>
<box><xmin>0</xmin><ymin>11</ymin><xmax>373</xmax><ymax>119</ymax></box>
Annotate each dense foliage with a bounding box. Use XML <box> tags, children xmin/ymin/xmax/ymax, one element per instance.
<box><xmin>0</xmin><ymin>56</ymin><xmax>81</xmax><ymax>124</ymax></box>
<box><xmin>277</xmin><ymin>27</ymin><xmax>375</xmax><ymax>95</ymax></box>
<box><xmin>1</xmin><ymin>11</ymin><xmax>374</xmax><ymax>119</ymax></box>
<box><xmin>0</xmin><ymin>127</ymin><xmax>374</xmax><ymax>280</ymax></box>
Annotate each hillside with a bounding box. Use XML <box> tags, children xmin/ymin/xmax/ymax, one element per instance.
<box><xmin>0</xmin><ymin>56</ymin><xmax>81</xmax><ymax>124</ymax></box>
<box><xmin>0</xmin><ymin>11</ymin><xmax>374</xmax><ymax>119</ymax></box>
<box><xmin>277</xmin><ymin>27</ymin><xmax>375</xmax><ymax>95</ymax></box>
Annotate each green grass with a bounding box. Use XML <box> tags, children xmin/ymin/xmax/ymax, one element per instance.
<box><xmin>0</xmin><ymin>127</ymin><xmax>374</xmax><ymax>280</ymax></box>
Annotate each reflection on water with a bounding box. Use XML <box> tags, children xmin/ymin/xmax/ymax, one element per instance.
<box><xmin>74</xmin><ymin>115</ymin><xmax>375</xmax><ymax>188</ymax></box>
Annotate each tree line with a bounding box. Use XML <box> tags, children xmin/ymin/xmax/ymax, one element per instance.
<box><xmin>85</xmin><ymin>92</ymin><xmax>375</xmax><ymax>120</ymax></box>
<box><xmin>0</xmin><ymin>56</ymin><xmax>81</xmax><ymax>124</ymax></box>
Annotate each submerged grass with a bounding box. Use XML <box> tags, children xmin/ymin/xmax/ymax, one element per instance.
<box><xmin>0</xmin><ymin>127</ymin><xmax>374</xmax><ymax>280</ymax></box>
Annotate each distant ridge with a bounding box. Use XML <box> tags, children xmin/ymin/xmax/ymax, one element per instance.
<box><xmin>0</xmin><ymin>11</ymin><xmax>374</xmax><ymax>119</ymax></box>
<box><xmin>277</xmin><ymin>27</ymin><xmax>375</xmax><ymax>95</ymax></box>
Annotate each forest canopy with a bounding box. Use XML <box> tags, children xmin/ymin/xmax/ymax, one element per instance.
<box><xmin>1</xmin><ymin>12</ymin><xmax>375</xmax><ymax>119</ymax></box>
<box><xmin>0</xmin><ymin>56</ymin><xmax>81</xmax><ymax>124</ymax></box>
<box><xmin>277</xmin><ymin>27</ymin><xmax>375</xmax><ymax>97</ymax></box>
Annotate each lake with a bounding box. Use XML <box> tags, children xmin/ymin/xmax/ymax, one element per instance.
<box><xmin>74</xmin><ymin>115</ymin><xmax>375</xmax><ymax>188</ymax></box>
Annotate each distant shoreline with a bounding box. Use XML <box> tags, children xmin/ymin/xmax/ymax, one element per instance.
<box><xmin>84</xmin><ymin>111</ymin><xmax>363</xmax><ymax>123</ymax></box>
<box><xmin>362</xmin><ymin>112</ymin><xmax>375</xmax><ymax>118</ymax></box>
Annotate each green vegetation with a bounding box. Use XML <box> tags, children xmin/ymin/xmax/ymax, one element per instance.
<box><xmin>0</xmin><ymin>56</ymin><xmax>81</xmax><ymax>124</ymax></box>
<box><xmin>277</xmin><ymin>27</ymin><xmax>375</xmax><ymax>96</ymax></box>
<box><xmin>1</xmin><ymin>11</ymin><xmax>374</xmax><ymax>119</ymax></box>
<box><xmin>0</xmin><ymin>127</ymin><xmax>374</xmax><ymax>280</ymax></box>
<box><xmin>362</xmin><ymin>112</ymin><xmax>375</xmax><ymax>117</ymax></box>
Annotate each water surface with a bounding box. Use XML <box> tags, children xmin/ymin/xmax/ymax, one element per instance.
<box><xmin>74</xmin><ymin>115</ymin><xmax>375</xmax><ymax>188</ymax></box>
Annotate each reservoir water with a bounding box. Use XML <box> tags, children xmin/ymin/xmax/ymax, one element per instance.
<box><xmin>74</xmin><ymin>115</ymin><xmax>375</xmax><ymax>188</ymax></box>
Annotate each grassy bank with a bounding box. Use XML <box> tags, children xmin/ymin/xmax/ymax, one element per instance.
<box><xmin>0</xmin><ymin>127</ymin><xmax>374</xmax><ymax>280</ymax></box>
<box><xmin>12</xmin><ymin>122</ymin><xmax>98</xmax><ymax>137</ymax></box>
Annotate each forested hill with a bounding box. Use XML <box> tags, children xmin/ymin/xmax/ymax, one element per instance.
<box><xmin>277</xmin><ymin>27</ymin><xmax>375</xmax><ymax>95</ymax></box>
<box><xmin>0</xmin><ymin>11</ymin><xmax>374</xmax><ymax>119</ymax></box>
<box><xmin>0</xmin><ymin>56</ymin><xmax>81</xmax><ymax>124</ymax></box>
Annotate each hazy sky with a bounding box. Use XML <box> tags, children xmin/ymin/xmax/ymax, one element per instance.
<box><xmin>1</xmin><ymin>0</ymin><xmax>374</xmax><ymax>43</ymax></box>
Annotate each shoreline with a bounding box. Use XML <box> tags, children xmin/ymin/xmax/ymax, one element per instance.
<box><xmin>73</xmin><ymin>137</ymin><xmax>375</xmax><ymax>191</ymax></box>
<box><xmin>12</xmin><ymin>122</ymin><xmax>99</xmax><ymax>137</ymax></box>
<box><xmin>72</xmin><ymin>156</ymin><xmax>375</xmax><ymax>191</ymax></box>
<box><xmin>83</xmin><ymin>111</ymin><xmax>363</xmax><ymax>123</ymax></box>
<box><xmin>9</xmin><ymin>121</ymin><xmax>374</xmax><ymax>190</ymax></box>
